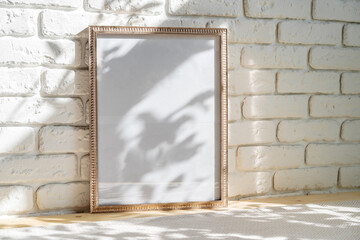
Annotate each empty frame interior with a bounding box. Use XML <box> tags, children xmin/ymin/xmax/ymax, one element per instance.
<box><xmin>90</xmin><ymin>27</ymin><xmax>227</xmax><ymax>212</ymax></box>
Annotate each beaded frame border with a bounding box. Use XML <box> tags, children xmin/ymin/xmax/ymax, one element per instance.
<box><xmin>89</xmin><ymin>26</ymin><xmax>228</xmax><ymax>213</ymax></box>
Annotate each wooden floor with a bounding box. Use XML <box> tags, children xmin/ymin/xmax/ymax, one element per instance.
<box><xmin>1</xmin><ymin>192</ymin><xmax>359</xmax><ymax>230</ymax></box>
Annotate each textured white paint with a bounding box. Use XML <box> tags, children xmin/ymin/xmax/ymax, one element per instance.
<box><xmin>342</xmin><ymin>120</ymin><xmax>360</xmax><ymax>142</ymax></box>
<box><xmin>278</xmin><ymin>120</ymin><xmax>339</xmax><ymax>143</ymax></box>
<box><xmin>229</xmin><ymin>70</ymin><xmax>275</xmax><ymax>95</ymax></box>
<box><xmin>0</xmin><ymin>0</ymin><xmax>81</xmax><ymax>9</ymax></box>
<box><xmin>87</xmin><ymin>0</ymin><xmax>163</xmax><ymax>14</ymax></box>
<box><xmin>339</xmin><ymin>167</ymin><xmax>360</xmax><ymax>188</ymax></box>
<box><xmin>313</xmin><ymin>0</ymin><xmax>360</xmax><ymax>23</ymax></box>
<box><xmin>41</xmin><ymin>69</ymin><xmax>89</xmax><ymax>96</ymax></box>
<box><xmin>0</xmin><ymin>9</ymin><xmax>35</xmax><ymax>36</ymax></box>
<box><xmin>39</xmin><ymin>126</ymin><xmax>89</xmax><ymax>153</ymax></box>
<box><xmin>278</xmin><ymin>21</ymin><xmax>342</xmax><ymax>45</ymax></box>
<box><xmin>343</xmin><ymin>24</ymin><xmax>360</xmax><ymax>47</ymax></box>
<box><xmin>0</xmin><ymin>39</ymin><xmax>80</xmax><ymax>66</ymax></box>
<box><xmin>0</xmin><ymin>68</ymin><xmax>40</xmax><ymax>96</ymax></box>
<box><xmin>306</xmin><ymin>144</ymin><xmax>360</xmax><ymax>166</ymax></box>
<box><xmin>243</xmin><ymin>95</ymin><xmax>308</xmax><ymax>119</ymax></box>
<box><xmin>241</xmin><ymin>46</ymin><xmax>308</xmax><ymax>69</ymax></box>
<box><xmin>310</xmin><ymin>96</ymin><xmax>360</xmax><ymax>118</ymax></box>
<box><xmin>169</xmin><ymin>0</ymin><xmax>241</xmax><ymax>17</ymax></box>
<box><xmin>237</xmin><ymin>145</ymin><xmax>304</xmax><ymax>171</ymax></box>
<box><xmin>0</xmin><ymin>98</ymin><xmax>83</xmax><ymax>124</ymax></box>
<box><xmin>229</xmin><ymin>172</ymin><xmax>272</xmax><ymax>197</ymax></box>
<box><xmin>244</xmin><ymin>0</ymin><xmax>311</xmax><ymax>19</ymax></box>
<box><xmin>37</xmin><ymin>182</ymin><xmax>89</xmax><ymax>210</ymax></box>
<box><xmin>0</xmin><ymin>186</ymin><xmax>33</xmax><ymax>214</ymax></box>
<box><xmin>341</xmin><ymin>73</ymin><xmax>360</xmax><ymax>94</ymax></box>
<box><xmin>277</xmin><ymin>71</ymin><xmax>339</xmax><ymax>94</ymax></box>
<box><xmin>274</xmin><ymin>168</ymin><xmax>338</xmax><ymax>191</ymax></box>
<box><xmin>0</xmin><ymin>127</ymin><xmax>35</xmax><ymax>154</ymax></box>
<box><xmin>229</xmin><ymin>121</ymin><xmax>277</xmax><ymax>146</ymax></box>
<box><xmin>310</xmin><ymin>48</ymin><xmax>360</xmax><ymax>71</ymax></box>
<box><xmin>0</xmin><ymin>154</ymin><xmax>77</xmax><ymax>183</ymax></box>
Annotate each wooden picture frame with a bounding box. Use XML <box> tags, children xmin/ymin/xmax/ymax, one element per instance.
<box><xmin>89</xmin><ymin>26</ymin><xmax>228</xmax><ymax>213</ymax></box>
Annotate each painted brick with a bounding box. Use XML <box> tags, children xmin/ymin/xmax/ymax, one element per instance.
<box><xmin>0</xmin><ymin>154</ymin><xmax>77</xmax><ymax>184</ymax></box>
<box><xmin>229</xmin><ymin>121</ymin><xmax>277</xmax><ymax>146</ymax></box>
<box><xmin>80</xmin><ymin>155</ymin><xmax>90</xmax><ymax>180</ymax></box>
<box><xmin>0</xmin><ymin>186</ymin><xmax>33</xmax><ymax>214</ymax></box>
<box><xmin>229</xmin><ymin>70</ymin><xmax>275</xmax><ymax>95</ymax></box>
<box><xmin>274</xmin><ymin>167</ymin><xmax>338</xmax><ymax>191</ymax></box>
<box><xmin>278</xmin><ymin>21</ymin><xmax>342</xmax><ymax>45</ymax></box>
<box><xmin>37</xmin><ymin>182</ymin><xmax>89</xmax><ymax>210</ymax></box>
<box><xmin>339</xmin><ymin>167</ymin><xmax>360</xmax><ymax>188</ymax></box>
<box><xmin>0</xmin><ymin>0</ymin><xmax>81</xmax><ymax>9</ymax></box>
<box><xmin>244</xmin><ymin>0</ymin><xmax>311</xmax><ymax>19</ymax></box>
<box><xmin>0</xmin><ymin>127</ymin><xmax>35</xmax><ymax>154</ymax></box>
<box><xmin>0</xmin><ymin>68</ymin><xmax>40</xmax><ymax>96</ymax></box>
<box><xmin>229</xmin><ymin>172</ymin><xmax>272</xmax><ymax>197</ymax></box>
<box><xmin>228</xmin><ymin>148</ymin><xmax>237</xmax><ymax>173</ymax></box>
<box><xmin>278</xmin><ymin>120</ymin><xmax>339</xmax><ymax>143</ymax></box>
<box><xmin>87</xmin><ymin>0</ymin><xmax>163</xmax><ymax>15</ymax></box>
<box><xmin>228</xmin><ymin>19</ymin><xmax>275</xmax><ymax>43</ymax></box>
<box><xmin>0</xmin><ymin>98</ymin><xmax>83</xmax><ymax>124</ymax></box>
<box><xmin>313</xmin><ymin>0</ymin><xmax>360</xmax><ymax>23</ymax></box>
<box><xmin>310</xmin><ymin>48</ymin><xmax>360</xmax><ymax>71</ymax></box>
<box><xmin>343</xmin><ymin>24</ymin><xmax>360</xmax><ymax>47</ymax></box>
<box><xmin>0</xmin><ymin>39</ymin><xmax>80</xmax><ymax>66</ymax></box>
<box><xmin>40</xmin><ymin>11</ymin><xmax>126</xmax><ymax>39</ymax></box>
<box><xmin>228</xmin><ymin>45</ymin><xmax>241</xmax><ymax>70</ymax></box>
<box><xmin>341</xmin><ymin>120</ymin><xmax>360</xmax><ymax>142</ymax></box>
<box><xmin>85</xmin><ymin>100</ymin><xmax>90</xmax><ymax>125</ymax></box>
<box><xmin>306</xmin><ymin>144</ymin><xmax>360</xmax><ymax>166</ymax></box>
<box><xmin>241</xmin><ymin>46</ymin><xmax>308</xmax><ymax>69</ymax></box>
<box><xmin>243</xmin><ymin>95</ymin><xmax>308</xmax><ymax>119</ymax></box>
<box><xmin>277</xmin><ymin>71</ymin><xmax>339</xmax><ymax>94</ymax></box>
<box><xmin>237</xmin><ymin>145</ymin><xmax>304</xmax><ymax>171</ymax></box>
<box><xmin>0</xmin><ymin>9</ymin><xmax>35</xmax><ymax>37</ymax></box>
<box><xmin>228</xmin><ymin>97</ymin><xmax>243</xmax><ymax>121</ymax></box>
<box><xmin>41</xmin><ymin>69</ymin><xmax>89</xmax><ymax>96</ymax></box>
<box><xmin>310</xmin><ymin>96</ymin><xmax>360</xmax><ymax>118</ymax></box>
<box><xmin>39</xmin><ymin>126</ymin><xmax>89</xmax><ymax>153</ymax></box>
<box><xmin>125</xmin><ymin>16</ymin><xmax>210</xmax><ymax>29</ymax></box>
<box><xmin>342</xmin><ymin>73</ymin><xmax>360</xmax><ymax>94</ymax></box>
<box><xmin>169</xmin><ymin>0</ymin><xmax>241</xmax><ymax>18</ymax></box>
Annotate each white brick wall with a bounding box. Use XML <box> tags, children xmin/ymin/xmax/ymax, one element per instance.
<box><xmin>277</xmin><ymin>71</ymin><xmax>339</xmax><ymax>94</ymax></box>
<box><xmin>306</xmin><ymin>144</ymin><xmax>360</xmax><ymax>166</ymax></box>
<box><xmin>237</xmin><ymin>145</ymin><xmax>304</xmax><ymax>171</ymax></box>
<box><xmin>313</xmin><ymin>0</ymin><xmax>360</xmax><ymax>23</ymax></box>
<box><xmin>0</xmin><ymin>0</ymin><xmax>359</xmax><ymax>215</ymax></box>
<box><xmin>0</xmin><ymin>186</ymin><xmax>33</xmax><ymax>214</ymax></box>
<box><xmin>341</xmin><ymin>73</ymin><xmax>360</xmax><ymax>94</ymax></box>
<box><xmin>243</xmin><ymin>95</ymin><xmax>308</xmax><ymax>119</ymax></box>
<box><xmin>0</xmin><ymin>127</ymin><xmax>35</xmax><ymax>153</ymax></box>
<box><xmin>39</xmin><ymin>126</ymin><xmax>89</xmax><ymax>153</ymax></box>
<box><xmin>36</xmin><ymin>182</ymin><xmax>89</xmax><ymax>210</ymax></box>
<box><xmin>277</xmin><ymin>120</ymin><xmax>339</xmax><ymax>143</ymax></box>
<box><xmin>0</xmin><ymin>68</ymin><xmax>40</xmax><ymax>96</ymax></box>
<box><xmin>310</xmin><ymin>48</ymin><xmax>360</xmax><ymax>71</ymax></box>
<box><xmin>274</xmin><ymin>167</ymin><xmax>338</xmax><ymax>191</ymax></box>
<box><xmin>244</xmin><ymin>0</ymin><xmax>311</xmax><ymax>20</ymax></box>
<box><xmin>278</xmin><ymin>21</ymin><xmax>342</xmax><ymax>45</ymax></box>
<box><xmin>241</xmin><ymin>46</ymin><xmax>308</xmax><ymax>69</ymax></box>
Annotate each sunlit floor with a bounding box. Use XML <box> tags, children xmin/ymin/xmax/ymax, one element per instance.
<box><xmin>0</xmin><ymin>192</ymin><xmax>359</xmax><ymax>239</ymax></box>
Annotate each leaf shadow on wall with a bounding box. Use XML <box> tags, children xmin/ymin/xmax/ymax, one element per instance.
<box><xmin>96</xmin><ymin>33</ymin><xmax>220</xmax><ymax>205</ymax></box>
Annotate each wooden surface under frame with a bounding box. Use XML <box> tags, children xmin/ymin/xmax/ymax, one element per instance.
<box><xmin>1</xmin><ymin>192</ymin><xmax>359</xmax><ymax>229</ymax></box>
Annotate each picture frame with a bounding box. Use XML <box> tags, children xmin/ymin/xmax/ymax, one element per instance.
<box><xmin>89</xmin><ymin>26</ymin><xmax>228</xmax><ymax>213</ymax></box>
